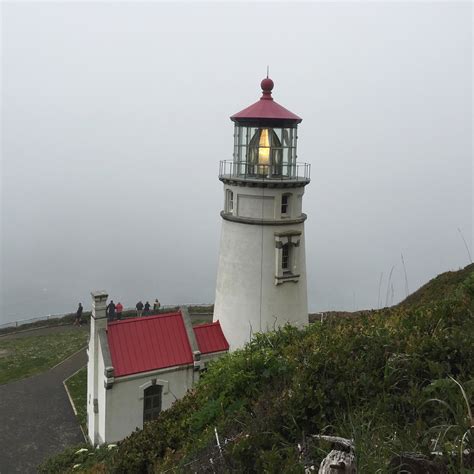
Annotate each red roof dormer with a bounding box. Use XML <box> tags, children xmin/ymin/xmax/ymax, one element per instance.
<box><xmin>107</xmin><ymin>312</ymin><xmax>229</xmax><ymax>378</ymax></box>
<box><xmin>230</xmin><ymin>77</ymin><xmax>302</xmax><ymax>127</ymax></box>
<box><xmin>194</xmin><ymin>321</ymin><xmax>229</xmax><ymax>354</ymax></box>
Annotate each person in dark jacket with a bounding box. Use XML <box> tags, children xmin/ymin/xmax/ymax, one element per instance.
<box><xmin>143</xmin><ymin>301</ymin><xmax>151</xmax><ymax>316</ymax></box>
<box><xmin>107</xmin><ymin>300</ymin><xmax>116</xmax><ymax>321</ymax></box>
<box><xmin>136</xmin><ymin>300</ymin><xmax>144</xmax><ymax>317</ymax></box>
<box><xmin>75</xmin><ymin>303</ymin><xmax>83</xmax><ymax>327</ymax></box>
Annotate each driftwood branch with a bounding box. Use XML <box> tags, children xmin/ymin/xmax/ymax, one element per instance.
<box><xmin>311</xmin><ymin>435</ymin><xmax>356</xmax><ymax>474</ymax></box>
<box><xmin>312</xmin><ymin>435</ymin><xmax>354</xmax><ymax>450</ymax></box>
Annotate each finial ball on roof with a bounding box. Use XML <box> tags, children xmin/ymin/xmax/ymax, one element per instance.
<box><xmin>261</xmin><ymin>77</ymin><xmax>274</xmax><ymax>93</ymax></box>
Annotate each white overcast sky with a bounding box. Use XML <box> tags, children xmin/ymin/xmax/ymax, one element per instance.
<box><xmin>1</xmin><ymin>1</ymin><xmax>472</xmax><ymax>323</ymax></box>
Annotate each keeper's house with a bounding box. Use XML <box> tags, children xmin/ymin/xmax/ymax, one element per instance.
<box><xmin>87</xmin><ymin>291</ymin><xmax>229</xmax><ymax>445</ymax></box>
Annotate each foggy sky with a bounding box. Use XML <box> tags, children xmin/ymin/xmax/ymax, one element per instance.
<box><xmin>1</xmin><ymin>1</ymin><xmax>472</xmax><ymax>324</ymax></box>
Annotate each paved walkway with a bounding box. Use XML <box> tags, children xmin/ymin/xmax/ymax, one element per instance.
<box><xmin>0</xmin><ymin>326</ymin><xmax>87</xmax><ymax>473</ymax></box>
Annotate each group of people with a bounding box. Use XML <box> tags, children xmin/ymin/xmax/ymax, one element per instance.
<box><xmin>106</xmin><ymin>300</ymin><xmax>124</xmax><ymax>321</ymax></box>
<box><xmin>74</xmin><ymin>298</ymin><xmax>161</xmax><ymax>326</ymax></box>
<box><xmin>135</xmin><ymin>299</ymin><xmax>161</xmax><ymax>317</ymax></box>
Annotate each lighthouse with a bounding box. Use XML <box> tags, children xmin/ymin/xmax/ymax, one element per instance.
<box><xmin>213</xmin><ymin>77</ymin><xmax>311</xmax><ymax>350</ymax></box>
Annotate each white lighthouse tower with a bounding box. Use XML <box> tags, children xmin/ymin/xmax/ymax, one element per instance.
<box><xmin>213</xmin><ymin>77</ymin><xmax>311</xmax><ymax>350</ymax></box>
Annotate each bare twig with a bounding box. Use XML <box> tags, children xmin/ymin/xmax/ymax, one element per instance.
<box><xmin>385</xmin><ymin>266</ymin><xmax>395</xmax><ymax>307</ymax></box>
<box><xmin>457</xmin><ymin>227</ymin><xmax>473</xmax><ymax>263</ymax></box>
<box><xmin>377</xmin><ymin>272</ymin><xmax>384</xmax><ymax>309</ymax></box>
<box><xmin>214</xmin><ymin>427</ymin><xmax>222</xmax><ymax>455</ymax></box>
<box><xmin>401</xmin><ymin>253</ymin><xmax>409</xmax><ymax>297</ymax></box>
<box><xmin>312</xmin><ymin>435</ymin><xmax>354</xmax><ymax>450</ymax></box>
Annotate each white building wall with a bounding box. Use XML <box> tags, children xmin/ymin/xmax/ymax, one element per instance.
<box><xmin>99</xmin><ymin>365</ymin><xmax>196</xmax><ymax>444</ymax></box>
<box><xmin>97</xmin><ymin>339</ymin><xmax>107</xmax><ymax>444</ymax></box>
<box><xmin>87</xmin><ymin>344</ymin><xmax>96</xmax><ymax>441</ymax></box>
<box><xmin>87</xmin><ymin>291</ymin><xmax>108</xmax><ymax>445</ymax></box>
<box><xmin>228</xmin><ymin>184</ymin><xmax>302</xmax><ymax>221</ymax></box>
<box><xmin>214</xmin><ymin>183</ymin><xmax>308</xmax><ymax>350</ymax></box>
<box><xmin>295</xmin><ymin>194</ymin><xmax>303</xmax><ymax>215</ymax></box>
<box><xmin>237</xmin><ymin>194</ymin><xmax>275</xmax><ymax>219</ymax></box>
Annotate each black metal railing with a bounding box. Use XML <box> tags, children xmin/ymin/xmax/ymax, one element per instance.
<box><xmin>219</xmin><ymin>161</ymin><xmax>311</xmax><ymax>181</ymax></box>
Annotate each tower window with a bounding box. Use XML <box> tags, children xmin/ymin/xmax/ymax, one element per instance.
<box><xmin>281</xmin><ymin>194</ymin><xmax>291</xmax><ymax>217</ymax></box>
<box><xmin>143</xmin><ymin>385</ymin><xmax>162</xmax><ymax>423</ymax></box>
<box><xmin>226</xmin><ymin>190</ymin><xmax>234</xmax><ymax>214</ymax></box>
<box><xmin>282</xmin><ymin>244</ymin><xmax>291</xmax><ymax>273</ymax></box>
<box><xmin>274</xmin><ymin>232</ymin><xmax>301</xmax><ymax>284</ymax></box>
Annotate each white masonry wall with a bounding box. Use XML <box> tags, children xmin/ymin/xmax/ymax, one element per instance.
<box><xmin>97</xmin><ymin>340</ymin><xmax>107</xmax><ymax>444</ymax></box>
<box><xmin>214</xmin><ymin>183</ymin><xmax>308</xmax><ymax>350</ymax></box>
<box><xmin>87</xmin><ymin>291</ymin><xmax>108</xmax><ymax>445</ymax></box>
<box><xmin>98</xmin><ymin>365</ymin><xmax>196</xmax><ymax>444</ymax></box>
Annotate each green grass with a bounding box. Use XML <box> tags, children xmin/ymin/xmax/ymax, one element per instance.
<box><xmin>0</xmin><ymin>313</ymin><xmax>92</xmax><ymax>335</ymax></box>
<box><xmin>65</xmin><ymin>367</ymin><xmax>88</xmax><ymax>434</ymax></box>
<box><xmin>399</xmin><ymin>262</ymin><xmax>474</xmax><ymax>309</ymax></box>
<box><xmin>188</xmin><ymin>304</ymin><xmax>214</xmax><ymax>314</ymax></box>
<box><xmin>191</xmin><ymin>316</ymin><xmax>213</xmax><ymax>326</ymax></box>
<box><xmin>0</xmin><ymin>328</ymin><xmax>88</xmax><ymax>385</ymax></box>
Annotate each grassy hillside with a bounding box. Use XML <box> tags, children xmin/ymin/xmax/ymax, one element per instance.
<box><xmin>0</xmin><ymin>327</ymin><xmax>88</xmax><ymax>385</ymax></box>
<box><xmin>40</xmin><ymin>266</ymin><xmax>474</xmax><ymax>473</ymax></box>
<box><xmin>399</xmin><ymin>263</ymin><xmax>474</xmax><ymax>309</ymax></box>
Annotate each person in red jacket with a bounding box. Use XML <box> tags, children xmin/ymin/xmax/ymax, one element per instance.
<box><xmin>115</xmin><ymin>302</ymin><xmax>124</xmax><ymax>320</ymax></box>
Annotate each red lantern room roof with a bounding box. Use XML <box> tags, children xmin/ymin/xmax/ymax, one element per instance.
<box><xmin>231</xmin><ymin>77</ymin><xmax>302</xmax><ymax>127</ymax></box>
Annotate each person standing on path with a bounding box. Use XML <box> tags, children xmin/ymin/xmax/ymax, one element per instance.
<box><xmin>115</xmin><ymin>302</ymin><xmax>123</xmax><ymax>320</ymax></box>
<box><xmin>143</xmin><ymin>301</ymin><xmax>151</xmax><ymax>316</ymax></box>
<box><xmin>74</xmin><ymin>303</ymin><xmax>83</xmax><ymax>326</ymax></box>
<box><xmin>153</xmin><ymin>298</ymin><xmax>161</xmax><ymax>312</ymax></box>
<box><xmin>107</xmin><ymin>300</ymin><xmax>116</xmax><ymax>321</ymax></box>
<box><xmin>136</xmin><ymin>300</ymin><xmax>144</xmax><ymax>317</ymax></box>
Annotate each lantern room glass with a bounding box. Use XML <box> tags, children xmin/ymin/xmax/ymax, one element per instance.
<box><xmin>233</xmin><ymin>124</ymin><xmax>297</xmax><ymax>178</ymax></box>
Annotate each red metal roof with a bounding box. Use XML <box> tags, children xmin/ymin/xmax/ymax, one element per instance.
<box><xmin>193</xmin><ymin>321</ymin><xmax>229</xmax><ymax>354</ymax></box>
<box><xmin>107</xmin><ymin>312</ymin><xmax>193</xmax><ymax>377</ymax></box>
<box><xmin>231</xmin><ymin>77</ymin><xmax>302</xmax><ymax>125</ymax></box>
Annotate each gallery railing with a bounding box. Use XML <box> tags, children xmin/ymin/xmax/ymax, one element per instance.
<box><xmin>219</xmin><ymin>160</ymin><xmax>311</xmax><ymax>181</ymax></box>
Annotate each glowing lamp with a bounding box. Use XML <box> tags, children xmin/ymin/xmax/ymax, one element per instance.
<box><xmin>258</xmin><ymin>128</ymin><xmax>271</xmax><ymax>171</ymax></box>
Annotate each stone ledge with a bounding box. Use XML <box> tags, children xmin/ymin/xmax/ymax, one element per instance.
<box><xmin>219</xmin><ymin>176</ymin><xmax>310</xmax><ymax>188</ymax></box>
<box><xmin>221</xmin><ymin>211</ymin><xmax>307</xmax><ymax>226</ymax></box>
<box><xmin>275</xmin><ymin>273</ymin><xmax>301</xmax><ymax>285</ymax></box>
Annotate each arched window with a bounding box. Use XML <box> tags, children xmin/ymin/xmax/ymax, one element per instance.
<box><xmin>143</xmin><ymin>385</ymin><xmax>162</xmax><ymax>423</ymax></box>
